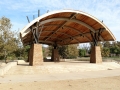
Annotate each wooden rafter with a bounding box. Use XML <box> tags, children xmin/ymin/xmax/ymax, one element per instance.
<box><xmin>43</xmin><ymin>13</ymin><xmax>77</xmax><ymax>41</ymax></box>
<box><xmin>39</xmin><ymin>17</ymin><xmax>104</xmax><ymax>41</ymax></box>
<box><xmin>40</xmin><ymin>24</ymin><xmax>91</xmax><ymax>42</ymax></box>
<box><xmin>42</xmin><ymin>30</ymin><xmax>79</xmax><ymax>43</ymax></box>
<box><xmin>20</xmin><ymin>10</ymin><xmax>115</xmax><ymax>46</ymax></box>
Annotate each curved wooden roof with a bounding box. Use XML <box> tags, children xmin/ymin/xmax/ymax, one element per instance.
<box><xmin>20</xmin><ymin>9</ymin><xmax>115</xmax><ymax>46</ymax></box>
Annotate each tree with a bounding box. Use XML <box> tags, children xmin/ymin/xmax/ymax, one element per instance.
<box><xmin>79</xmin><ymin>49</ymin><xmax>86</xmax><ymax>57</ymax></box>
<box><xmin>47</xmin><ymin>45</ymin><xmax>53</xmax><ymax>56</ymax></box>
<box><xmin>0</xmin><ymin>16</ymin><xmax>18</xmax><ymax>62</ymax></box>
<box><xmin>110</xmin><ymin>46</ymin><xmax>120</xmax><ymax>56</ymax></box>
<box><xmin>58</xmin><ymin>45</ymin><xmax>68</xmax><ymax>59</ymax></box>
<box><xmin>102</xmin><ymin>47</ymin><xmax>110</xmax><ymax>57</ymax></box>
<box><xmin>42</xmin><ymin>46</ymin><xmax>51</xmax><ymax>58</ymax></box>
<box><xmin>58</xmin><ymin>44</ymin><xmax>79</xmax><ymax>59</ymax></box>
<box><xmin>67</xmin><ymin>44</ymin><xmax>79</xmax><ymax>58</ymax></box>
<box><xmin>103</xmin><ymin>41</ymin><xmax>111</xmax><ymax>47</ymax></box>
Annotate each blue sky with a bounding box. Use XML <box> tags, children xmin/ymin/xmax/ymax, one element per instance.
<box><xmin>0</xmin><ymin>0</ymin><xmax>120</xmax><ymax>41</ymax></box>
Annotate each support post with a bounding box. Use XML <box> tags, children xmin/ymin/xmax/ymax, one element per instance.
<box><xmin>51</xmin><ymin>45</ymin><xmax>59</xmax><ymax>62</ymax></box>
<box><xmin>90</xmin><ymin>28</ymin><xmax>103</xmax><ymax>63</ymax></box>
<box><xmin>29</xmin><ymin>44</ymin><xmax>43</xmax><ymax>66</ymax></box>
<box><xmin>90</xmin><ymin>46</ymin><xmax>102</xmax><ymax>63</ymax></box>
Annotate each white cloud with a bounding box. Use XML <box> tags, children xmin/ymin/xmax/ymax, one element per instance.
<box><xmin>0</xmin><ymin>0</ymin><xmax>120</xmax><ymax>40</ymax></box>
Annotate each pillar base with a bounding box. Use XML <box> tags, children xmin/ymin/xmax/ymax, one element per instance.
<box><xmin>51</xmin><ymin>49</ymin><xmax>59</xmax><ymax>62</ymax></box>
<box><xmin>90</xmin><ymin>46</ymin><xmax>102</xmax><ymax>63</ymax></box>
<box><xmin>29</xmin><ymin>44</ymin><xmax>43</xmax><ymax>66</ymax></box>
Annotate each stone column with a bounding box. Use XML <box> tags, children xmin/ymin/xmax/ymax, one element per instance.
<box><xmin>51</xmin><ymin>49</ymin><xmax>59</xmax><ymax>62</ymax></box>
<box><xmin>29</xmin><ymin>44</ymin><xmax>43</xmax><ymax>66</ymax></box>
<box><xmin>90</xmin><ymin>46</ymin><xmax>102</xmax><ymax>63</ymax></box>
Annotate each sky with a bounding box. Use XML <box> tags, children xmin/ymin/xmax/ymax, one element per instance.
<box><xmin>0</xmin><ymin>0</ymin><xmax>120</xmax><ymax>41</ymax></box>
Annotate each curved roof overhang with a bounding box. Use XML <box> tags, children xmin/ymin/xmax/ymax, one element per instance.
<box><xmin>20</xmin><ymin>9</ymin><xmax>116</xmax><ymax>46</ymax></box>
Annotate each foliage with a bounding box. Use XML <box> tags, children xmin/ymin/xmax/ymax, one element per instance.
<box><xmin>58</xmin><ymin>45</ymin><xmax>68</xmax><ymax>59</ymax></box>
<box><xmin>67</xmin><ymin>44</ymin><xmax>79</xmax><ymax>58</ymax></box>
<box><xmin>103</xmin><ymin>41</ymin><xmax>111</xmax><ymax>47</ymax></box>
<box><xmin>102</xmin><ymin>47</ymin><xmax>110</xmax><ymax>57</ymax></box>
<box><xmin>100</xmin><ymin>41</ymin><xmax>120</xmax><ymax>57</ymax></box>
<box><xmin>42</xmin><ymin>46</ymin><xmax>51</xmax><ymax>58</ymax></box>
<box><xmin>110</xmin><ymin>46</ymin><xmax>120</xmax><ymax>55</ymax></box>
<box><xmin>0</xmin><ymin>16</ymin><xmax>30</xmax><ymax>61</ymax></box>
<box><xmin>0</xmin><ymin>17</ymin><xmax>19</xmax><ymax>61</ymax></box>
<box><xmin>58</xmin><ymin>44</ymin><xmax>79</xmax><ymax>59</ymax></box>
<box><xmin>79</xmin><ymin>49</ymin><xmax>86</xmax><ymax>57</ymax></box>
<box><xmin>14</xmin><ymin>45</ymin><xmax>30</xmax><ymax>60</ymax></box>
<box><xmin>0</xmin><ymin>16</ymin><xmax>120</xmax><ymax>61</ymax></box>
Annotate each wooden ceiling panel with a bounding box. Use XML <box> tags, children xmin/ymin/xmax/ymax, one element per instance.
<box><xmin>92</xmin><ymin>23</ymin><xmax>103</xmax><ymax>30</ymax></box>
<box><xmin>57</xmin><ymin>34</ymin><xmax>69</xmax><ymax>40</ymax></box>
<box><xmin>102</xmin><ymin>31</ymin><xmax>113</xmax><ymax>40</ymax></box>
<box><xmin>76</xmin><ymin>14</ymin><xmax>86</xmax><ymax>21</ymax></box>
<box><xmin>65</xmin><ymin>22</ymin><xmax>90</xmax><ymax>33</ymax></box>
<box><xmin>83</xmin><ymin>18</ymin><xmax>97</xmax><ymax>27</ymax></box>
<box><xmin>40</xmin><ymin>12</ymin><xmax>73</xmax><ymax>21</ymax></box>
<box><xmin>41</xmin><ymin>31</ymin><xmax>50</xmax><ymax>36</ymax></box>
<box><xmin>20</xmin><ymin>10</ymin><xmax>115</xmax><ymax>46</ymax></box>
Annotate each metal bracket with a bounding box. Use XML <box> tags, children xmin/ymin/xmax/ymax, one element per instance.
<box><xmin>53</xmin><ymin>42</ymin><xmax>57</xmax><ymax>49</ymax></box>
<box><xmin>31</xmin><ymin>28</ymin><xmax>38</xmax><ymax>43</ymax></box>
<box><xmin>29</xmin><ymin>21</ymin><xmax>44</xmax><ymax>44</ymax></box>
<box><xmin>90</xmin><ymin>28</ymin><xmax>104</xmax><ymax>46</ymax></box>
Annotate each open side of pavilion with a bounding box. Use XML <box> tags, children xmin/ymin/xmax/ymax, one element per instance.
<box><xmin>20</xmin><ymin>9</ymin><xmax>115</xmax><ymax>66</ymax></box>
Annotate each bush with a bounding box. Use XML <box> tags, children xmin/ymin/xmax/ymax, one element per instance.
<box><xmin>79</xmin><ymin>49</ymin><xmax>86</xmax><ymax>57</ymax></box>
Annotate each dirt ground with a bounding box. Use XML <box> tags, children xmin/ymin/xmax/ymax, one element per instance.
<box><xmin>0</xmin><ymin>76</ymin><xmax>120</xmax><ymax>90</ymax></box>
<box><xmin>0</xmin><ymin>61</ymin><xmax>120</xmax><ymax>90</ymax></box>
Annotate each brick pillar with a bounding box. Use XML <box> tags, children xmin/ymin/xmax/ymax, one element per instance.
<box><xmin>90</xmin><ymin>46</ymin><xmax>102</xmax><ymax>63</ymax></box>
<box><xmin>51</xmin><ymin>49</ymin><xmax>59</xmax><ymax>62</ymax></box>
<box><xmin>29</xmin><ymin>44</ymin><xmax>43</xmax><ymax>66</ymax></box>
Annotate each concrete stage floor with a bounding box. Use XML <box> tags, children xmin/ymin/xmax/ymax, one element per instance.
<box><xmin>0</xmin><ymin>60</ymin><xmax>120</xmax><ymax>83</ymax></box>
<box><xmin>5</xmin><ymin>61</ymin><xmax>120</xmax><ymax>74</ymax></box>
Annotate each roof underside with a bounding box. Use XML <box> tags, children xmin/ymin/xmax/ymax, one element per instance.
<box><xmin>20</xmin><ymin>10</ymin><xmax>115</xmax><ymax>46</ymax></box>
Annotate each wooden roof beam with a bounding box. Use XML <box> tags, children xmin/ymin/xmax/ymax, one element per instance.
<box><xmin>42</xmin><ymin>13</ymin><xmax>77</xmax><ymax>41</ymax></box>
<box><xmin>39</xmin><ymin>17</ymin><xmax>104</xmax><ymax>41</ymax></box>
<box><xmin>40</xmin><ymin>24</ymin><xmax>91</xmax><ymax>42</ymax></box>
<box><xmin>42</xmin><ymin>30</ymin><xmax>80</xmax><ymax>43</ymax></box>
<box><xmin>57</xmin><ymin>32</ymin><xmax>91</xmax><ymax>44</ymax></box>
<box><xmin>40</xmin><ymin>36</ymin><xmax>62</xmax><ymax>41</ymax></box>
<box><xmin>64</xmin><ymin>26</ymin><xmax>91</xmax><ymax>42</ymax></box>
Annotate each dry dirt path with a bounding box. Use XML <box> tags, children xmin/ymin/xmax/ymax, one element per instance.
<box><xmin>0</xmin><ymin>61</ymin><xmax>120</xmax><ymax>90</ymax></box>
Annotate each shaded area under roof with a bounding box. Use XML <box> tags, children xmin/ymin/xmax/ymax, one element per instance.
<box><xmin>20</xmin><ymin>9</ymin><xmax>115</xmax><ymax>46</ymax></box>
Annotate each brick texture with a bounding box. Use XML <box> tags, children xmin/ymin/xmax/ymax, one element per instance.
<box><xmin>51</xmin><ymin>49</ymin><xmax>59</xmax><ymax>62</ymax></box>
<box><xmin>29</xmin><ymin>44</ymin><xmax>43</xmax><ymax>66</ymax></box>
<box><xmin>90</xmin><ymin>46</ymin><xmax>102</xmax><ymax>63</ymax></box>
